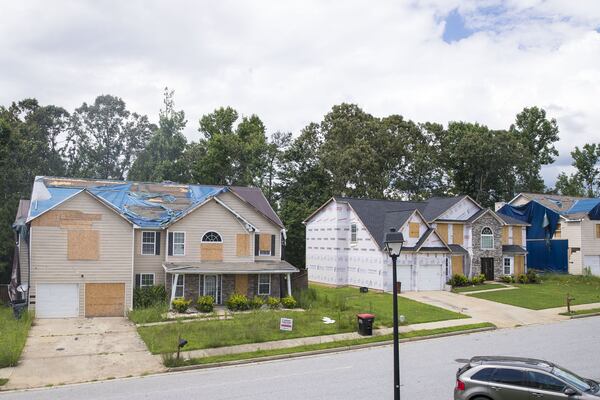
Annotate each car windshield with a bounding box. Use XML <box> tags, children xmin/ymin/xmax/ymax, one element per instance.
<box><xmin>552</xmin><ymin>366</ymin><xmax>591</xmax><ymax>392</ymax></box>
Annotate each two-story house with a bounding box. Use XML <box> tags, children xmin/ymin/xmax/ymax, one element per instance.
<box><xmin>11</xmin><ymin>176</ymin><xmax>298</xmax><ymax>318</ymax></box>
<box><xmin>304</xmin><ymin>195</ymin><xmax>528</xmax><ymax>292</ymax></box>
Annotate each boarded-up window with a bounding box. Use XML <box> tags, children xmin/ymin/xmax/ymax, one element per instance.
<box><xmin>554</xmin><ymin>224</ymin><xmax>561</xmax><ymax>239</ymax></box>
<box><xmin>259</xmin><ymin>234</ymin><xmax>272</xmax><ymax>255</ymax></box>
<box><xmin>451</xmin><ymin>255</ymin><xmax>463</xmax><ymax>275</ymax></box>
<box><xmin>452</xmin><ymin>224</ymin><xmax>464</xmax><ymax>245</ymax></box>
<box><xmin>596</xmin><ymin>225</ymin><xmax>600</xmax><ymax>239</ymax></box>
<box><xmin>515</xmin><ymin>255</ymin><xmax>525</xmax><ymax>276</ymax></box>
<box><xmin>68</xmin><ymin>230</ymin><xmax>99</xmax><ymax>260</ymax></box>
<box><xmin>512</xmin><ymin>227</ymin><xmax>522</xmax><ymax>245</ymax></box>
<box><xmin>409</xmin><ymin>223</ymin><xmax>420</xmax><ymax>238</ymax></box>
<box><xmin>236</xmin><ymin>234</ymin><xmax>251</xmax><ymax>256</ymax></box>
<box><xmin>501</xmin><ymin>226</ymin><xmax>509</xmax><ymax>245</ymax></box>
<box><xmin>201</xmin><ymin>243</ymin><xmax>223</xmax><ymax>261</ymax></box>
<box><xmin>436</xmin><ymin>223</ymin><xmax>448</xmax><ymax>242</ymax></box>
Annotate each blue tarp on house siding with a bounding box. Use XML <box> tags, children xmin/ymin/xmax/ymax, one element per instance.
<box><xmin>498</xmin><ymin>201</ymin><xmax>560</xmax><ymax>240</ymax></box>
<box><xmin>526</xmin><ymin>240</ymin><xmax>569</xmax><ymax>272</ymax></box>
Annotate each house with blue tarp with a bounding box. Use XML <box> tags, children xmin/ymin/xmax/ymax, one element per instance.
<box><xmin>498</xmin><ymin>193</ymin><xmax>600</xmax><ymax>276</ymax></box>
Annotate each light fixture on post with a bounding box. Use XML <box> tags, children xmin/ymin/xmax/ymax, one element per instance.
<box><xmin>384</xmin><ymin>228</ymin><xmax>405</xmax><ymax>400</ymax></box>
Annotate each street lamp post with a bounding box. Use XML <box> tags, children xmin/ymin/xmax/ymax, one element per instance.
<box><xmin>384</xmin><ymin>228</ymin><xmax>405</xmax><ymax>400</ymax></box>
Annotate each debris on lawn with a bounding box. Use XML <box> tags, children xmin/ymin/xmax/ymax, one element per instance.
<box><xmin>322</xmin><ymin>317</ymin><xmax>335</xmax><ymax>324</ymax></box>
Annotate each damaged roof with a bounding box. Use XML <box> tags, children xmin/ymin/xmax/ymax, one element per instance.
<box><xmin>514</xmin><ymin>192</ymin><xmax>600</xmax><ymax>219</ymax></box>
<box><xmin>26</xmin><ymin>176</ymin><xmax>284</xmax><ymax>229</ymax></box>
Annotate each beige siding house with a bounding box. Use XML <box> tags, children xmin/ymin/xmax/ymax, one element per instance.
<box><xmin>12</xmin><ymin>177</ymin><xmax>298</xmax><ymax>318</ymax></box>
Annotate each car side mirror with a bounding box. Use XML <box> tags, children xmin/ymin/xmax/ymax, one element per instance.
<box><xmin>564</xmin><ymin>387</ymin><xmax>578</xmax><ymax>396</ymax></box>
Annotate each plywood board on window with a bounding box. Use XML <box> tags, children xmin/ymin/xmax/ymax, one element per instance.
<box><xmin>201</xmin><ymin>243</ymin><xmax>223</xmax><ymax>261</ymax></box>
<box><xmin>67</xmin><ymin>230</ymin><xmax>100</xmax><ymax>260</ymax></box>
<box><xmin>409</xmin><ymin>223</ymin><xmax>420</xmax><ymax>238</ymax></box>
<box><xmin>436</xmin><ymin>223</ymin><xmax>448</xmax><ymax>242</ymax></box>
<box><xmin>32</xmin><ymin>210</ymin><xmax>102</xmax><ymax>228</ymax></box>
<box><xmin>452</xmin><ymin>224</ymin><xmax>464</xmax><ymax>245</ymax></box>
<box><xmin>451</xmin><ymin>255</ymin><xmax>463</xmax><ymax>275</ymax></box>
<box><xmin>515</xmin><ymin>255</ymin><xmax>525</xmax><ymax>276</ymax></box>
<box><xmin>501</xmin><ymin>226</ymin><xmax>509</xmax><ymax>245</ymax></box>
<box><xmin>259</xmin><ymin>234</ymin><xmax>271</xmax><ymax>252</ymax></box>
<box><xmin>236</xmin><ymin>234</ymin><xmax>250</xmax><ymax>256</ymax></box>
<box><xmin>85</xmin><ymin>283</ymin><xmax>125</xmax><ymax>317</ymax></box>
<box><xmin>235</xmin><ymin>274</ymin><xmax>248</xmax><ymax>295</ymax></box>
<box><xmin>512</xmin><ymin>227</ymin><xmax>522</xmax><ymax>245</ymax></box>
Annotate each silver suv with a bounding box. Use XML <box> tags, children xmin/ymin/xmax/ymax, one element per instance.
<box><xmin>455</xmin><ymin>356</ymin><xmax>600</xmax><ymax>400</ymax></box>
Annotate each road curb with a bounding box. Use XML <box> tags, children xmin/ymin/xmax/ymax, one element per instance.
<box><xmin>166</xmin><ymin>326</ymin><xmax>496</xmax><ymax>372</ymax></box>
<box><xmin>567</xmin><ymin>312</ymin><xmax>600</xmax><ymax>319</ymax></box>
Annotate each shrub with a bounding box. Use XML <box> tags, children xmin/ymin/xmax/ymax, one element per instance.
<box><xmin>448</xmin><ymin>274</ymin><xmax>469</xmax><ymax>287</ymax></box>
<box><xmin>281</xmin><ymin>295</ymin><xmax>297</xmax><ymax>309</ymax></box>
<box><xmin>501</xmin><ymin>275</ymin><xmax>514</xmax><ymax>284</ymax></box>
<box><xmin>470</xmin><ymin>275</ymin><xmax>482</xmax><ymax>285</ymax></box>
<box><xmin>226</xmin><ymin>293</ymin><xmax>249</xmax><ymax>311</ymax></box>
<box><xmin>196</xmin><ymin>295</ymin><xmax>215</xmax><ymax>313</ymax></box>
<box><xmin>171</xmin><ymin>298</ymin><xmax>191</xmax><ymax>313</ymax></box>
<box><xmin>266</xmin><ymin>296</ymin><xmax>281</xmax><ymax>309</ymax></box>
<box><xmin>295</xmin><ymin>287</ymin><xmax>318</xmax><ymax>309</ymax></box>
<box><xmin>517</xmin><ymin>274</ymin><xmax>528</xmax><ymax>284</ymax></box>
<box><xmin>133</xmin><ymin>285</ymin><xmax>167</xmax><ymax>309</ymax></box>
<box><xmin>128</xmin><ymin>303</ymin><xmax>168</xmax><ymax>324</ymax></box>
<box><xmin>249</xmin><ymin>296</ymin><xmax>264</xmax><ymax>310</ymax></box>
<box><xmin>526</xmin><ymin>270</ymin><xmax>539</xmax><ymax>284</ymax></box>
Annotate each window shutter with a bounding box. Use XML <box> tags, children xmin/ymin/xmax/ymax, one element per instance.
<box><xmin>155</xmin><ymin>232</ymin><xmax>161</xmax><ymax>255</ymax></box>
<box><xmin>255</xmin><ymin>234</ymin><xmax>260</xmax><ymax>256</ymax></box>
<box><xmin>135</xmin><ymin>274</ymin><xmax>141</xmax><ymax>288</ymax></box>
<box><xmin>271</xmin><ymin>235</ymin><xmax>276</xmax><ymax>256</ymax></box>
<box><xmin>168</xmin><ymin>232</ymin><xmax>173</xmax><ymax>256</ymax></box>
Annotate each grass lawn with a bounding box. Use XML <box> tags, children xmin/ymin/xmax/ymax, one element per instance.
<box><xmin>0</xmin><ymin>378</ymin><xmax>8</xmax><ymax>386</ymax></box>
<box><xmin>164</xmin><ymin>322</ymin><xmax>495</xmax><ymax>367</ymax></box>
<box><xmin>453</xmin><ymin>284</ymin><xmax>507</xmax><ymax>293</ymax></box>
<box><xmin>559</xmin><ymin>307</ymin><xmax>600</xmax><ymax>316</ymax></box>
<box><xmin>138</xmin><ymin>284</ymin><xmax>467</xmax><ymax>354</ymax></box>
<box><xmin>469</xmin><ymin>274</ymin><xmax>600</xmax><ymax>310</ymax></box>
<box><xmin>0</xmin><ymin>306</ymin><xmax>33</xmax><ymax>368</ymax></box>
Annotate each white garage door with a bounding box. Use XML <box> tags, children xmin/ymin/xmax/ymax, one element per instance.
<box><xmin>583</xmin><ymin>256</ymin><xmax>600</xmax><ymax>276</ymax></box>
<box><xmin>416</xmin><ymin>265</ymin><xmax>444</xmax><ymax>291</ymax></box>
<box><xmin>395</xmin><ymin>265</ymin><xmax>413</xmax><ymax>292</ymax></box>
<box><xmin>36</xmin><ymin>284</ymin><xmax>79</xmax><ymax>318</ymax></box>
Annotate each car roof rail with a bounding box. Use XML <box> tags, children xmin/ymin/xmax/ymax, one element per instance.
<box><xmin>469</xmin><ymin>356</ymin><xmax>555</xmax><ymax>369</ymax></box>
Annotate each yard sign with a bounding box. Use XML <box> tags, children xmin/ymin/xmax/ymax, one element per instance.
<box><xmin>280</xmin><ymin>317</ymin><xmax>293</xmax><ymax>331</ymax></box>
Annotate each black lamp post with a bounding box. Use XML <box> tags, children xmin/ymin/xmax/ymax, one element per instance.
<box><xmin>384</xmin><ymin>228</ymin><xmax>405</xmax><ymax>400</ymax></box>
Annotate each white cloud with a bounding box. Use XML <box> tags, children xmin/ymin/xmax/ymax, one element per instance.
<box><xmin>1</xmin><ymin>0</ymin><xmax>599</xmax><ymax>185</ymax></box>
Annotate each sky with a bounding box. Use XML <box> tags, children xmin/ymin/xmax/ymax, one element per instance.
<box><xmin>2</xmin><ymin>0</ymin><xmax>600</xmax><ymax>187</ymax></box>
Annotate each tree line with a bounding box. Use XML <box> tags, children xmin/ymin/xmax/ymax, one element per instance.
<box><xmin>2</xmin><ymin>87</ymin><xmax>591</xmax><ymax>279</ymax></box>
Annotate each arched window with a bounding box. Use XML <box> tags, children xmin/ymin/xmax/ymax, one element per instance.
<box><xmin>202</xmin><ymin>231</ymin><xmax>222</xmax><ymax>243</ymax></box>
<box><xmin>481</xmin><ymin>227</ymin><xmax>494</xmax><ymax>249</ymax></box>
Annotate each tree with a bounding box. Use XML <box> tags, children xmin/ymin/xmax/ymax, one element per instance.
<box><xmin>510</xmin><ymin>106</ymin><xmax>560</xmax><ymax>192</ymax></box>
<box><xmin>187</xmin><ymin>107</ymin><xmax>270</xmax><ymax>186</ymax></box>
<box><xmin>128</xmin><ymin>88</ymin><xmax>188</xmax><ymax>182</ymax></box>
<box><xmin>571</xmin><ymin>144</ymin><xmax>600</xmax><ymax>197</ymax></box>
<box><xmin>66</xmin><ymin>95</ymin><xmax>154</xmax><ymax>180</ymax></box>
<box><xmin>261</xmin><ymin>131</ymin><xmax>292</xmax><ymax>205</ymax></box>
<box><xmin>554</xmin><ymin>172</ymin><xmax>584</xmax><ymax>197</ymax></box>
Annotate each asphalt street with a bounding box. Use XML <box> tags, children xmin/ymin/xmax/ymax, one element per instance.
<box><xmin>2</xmin><ymin>317</ymin><xmax>599</xmax><ymax>400</ymax></box>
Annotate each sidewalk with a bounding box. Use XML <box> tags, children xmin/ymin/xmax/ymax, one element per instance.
<box><xmin>181</xmin><ymin>317</ymin><xmax>485</xmax><ymax>360</ymax></box>
<box><xmin>539</xmin><ymin>302</ymin><xmax>600</xmax><ymax>316</ymax></box>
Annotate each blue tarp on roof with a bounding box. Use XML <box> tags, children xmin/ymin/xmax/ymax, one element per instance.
<box><xmin>565</xmin><ymin>198</ymin><xmax>600</xmax><ymax>215</ymax></box>
<box><xmin>589</xmin><ymin>203</ymin><xmax>600</xmax><ymax>220</ymax></box>
<box><xmin>28</xmin><ymin>187</ymin><xmax>83</xmax><ymax>219</ymax></box>
<box><xmin>189</xmin><ymin>185</ymin><xmax>224</xmax><ymax>203</ymax></box>
<box><xmin>498</xmin><ymin>201</ymin><xmax>560</xmax><ymax>240</ymax></box>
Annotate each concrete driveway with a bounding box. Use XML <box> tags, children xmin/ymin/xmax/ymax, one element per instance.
<box><xmin>401</xmin><ymin>290</ymin><xmax>569</xmax><ymax>328</ymax></box>
<box><xmin>3</xmin><ymin>318</ymin><xmax>164</xmax><ymax>390</ymax></box>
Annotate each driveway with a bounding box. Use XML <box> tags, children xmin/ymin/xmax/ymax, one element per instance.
<box><xmin>401</xmin><ymin>290</ymin><xmax>568</xmax><ymax>328</ymax></box>
<box><xmin>3</xmin><ymin>318</ymin><xmax>164</xmax><ymax>390</ymax></box>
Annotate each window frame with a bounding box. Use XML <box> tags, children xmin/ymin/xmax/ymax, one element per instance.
<box><xmin>350</xmin><ymin>223</ymin><xmax>358</xmax><ymax>245</ymax></box>
<box><xmin>202</xmin><ymin>231</ymin><xmax>223</xmax><ymax>243</ymax></box>
<box><xmin>140</xmin><ymin>273</ymin><xmax>155</xmax><ymax>288</ymax></box>
<box><xmin>141</xmin><ymin>231</ymin><xmax>157</xmax><ymax>255</ymax></box>
<box><xmin>202</xmin><ymin>274</ymin><xmax>221</xmax><ymax>304</ymax></box>
<box><xmin>257</xmin><ymin>274</ymin><xmax>271</xmax><ymax>295</ymax></box>
<box><xmin>503</xmin><ymin>257</ymin><xmax>513</xmax><ymax>275</ymax></box>
<box><xmin>174</xmin><ymin>275</ymin><xmax>185</xmax><ymax>298</ymax></box>
<box><xmin>171</xmin><ymin>231</ymin><xmax>186</xmax><ymax>256</ymax></box>
<box><xmin>525</xmin><ymin>371</ymin><xmax>568</xmax><ymax>393</ymax></box>
<box><xmin>481</xmin><ymin>227</ymin><xmax>494</xmax><ymax>250</ymax></box>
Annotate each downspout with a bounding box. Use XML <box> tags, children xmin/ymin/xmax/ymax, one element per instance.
<box><xmin>27</xmin><ymin>225</ymin><xmax>32</xmax><ymax>306</ymax></box>
<box><xmin>131</xmin><ymin>227</ymin><xmax>135</xmax><ymax>311</ymax></box>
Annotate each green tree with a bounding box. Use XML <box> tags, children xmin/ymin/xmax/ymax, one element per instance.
<box><xmin>554</xmin><ymin>172</ymin><xmax>584</xmax><ymax>197</ymax></box>
<box><xmin>128</xmin><ymin>88</ymin><xmax>188</xmax><ymax>182</ymax></box>
<box><xmin>510</xmin><ymin>106</ymin><xmax>560</xmax><ymax>192</ymax></box>
<box><xmin>66</xmin><ymin>95</ymin><xmax>154</xmax><ymax>179</ymax></box>
<box><xmin>261</xmin><ymin>131</ymin><xmax>292</xmax><ymax>205</ymax></box>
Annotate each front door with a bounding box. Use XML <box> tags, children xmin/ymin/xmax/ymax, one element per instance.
<box><xmin>203</xmin><ymin>275</ymin><xmax>221</xmax><ymax>304</ymax></box>
<box><xmin>481</xmin><ymin>258</ymin><xmax>495</xmax><ymax>281</ymax></box>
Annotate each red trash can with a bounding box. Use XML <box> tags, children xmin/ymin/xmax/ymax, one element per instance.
<box><xmin>357</xmin><ymin>313</ymin><xmax>375</xmax><ymax>336</ymax></box>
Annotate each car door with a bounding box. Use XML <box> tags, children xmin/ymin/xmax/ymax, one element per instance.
<box><xmin>488</xmin><ymin>368</ymin><xmax>530</xmax><ymax>400</ymax></box>
<box><xmin>525</xmin><ymin>371</ymin><xmax>570</xmax><ymax>399</ymax></box>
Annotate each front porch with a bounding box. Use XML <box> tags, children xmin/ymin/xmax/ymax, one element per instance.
<box><xmin>163</xmin><ymin>260</ymin><xmax>299</xmax><ymax>305</ymax></box>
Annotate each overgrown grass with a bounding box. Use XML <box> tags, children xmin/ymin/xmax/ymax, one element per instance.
<box><xmin>470</xmin><ymin>274</ymin><xmax>600</xmax><ymax>310</ymax></box>
<box><xmin>559</xmin><ymin>307</ymin><xmax>600</xmax><ymax>316</ymax></box>
<box><xmin>139</xmin><ymin>284</ymin><xmax>467</xmax><ymax>354</ymax></box>
<box><xmin>164</xmin><ymin>322</ymin><xmax>495</xmax><ymax>367</ymax></box>
<box><xmin>128</xmin><ymin>303</ymin><xmax>168</xmax><ymax>324</ymax></box>
<box><xmin>0</xmin><ymin>306</ymin><xmax>33</xmax><ymax>368</ymax></box>
<box><xmin>0</xmin><ymin>378</ymin><xmax>8</xmax><ymax>386</ymax></box>
<box><xmin>453</xmin><ymin>283</ymin><xmax>507</xmax><ymax>293</ymax></box>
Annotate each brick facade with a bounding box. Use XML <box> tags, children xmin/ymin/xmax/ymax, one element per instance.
<box><xmin>471</xmin><ymin>213</ymin><xmax>504</xmax><ymax>279</ymax></box>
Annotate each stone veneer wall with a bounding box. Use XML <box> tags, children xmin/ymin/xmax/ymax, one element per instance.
<box><xmin>471</xmin><ymin>213</ymin><xmax>504</xmax><ymax>279</ymax></box>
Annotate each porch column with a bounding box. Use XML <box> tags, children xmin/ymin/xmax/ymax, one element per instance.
<box><xmin>170</xmin><ymin>273</ymin><xmax>179</xmax><ymax>305</ymax></box>
<box><xmin>286</xmin><ymin>273</ymin><xmax>292</xmax><ymax>296</ymax></box>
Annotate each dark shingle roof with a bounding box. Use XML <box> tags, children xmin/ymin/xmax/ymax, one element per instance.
<box><xmin>497</xmin><ymin>212</ymin><xmax>529</xmax><ymax>226</ymax></box>
<box><xmin>448</xmin><ymin>244</ymin><xmax>468</xmax><ymax>254</ymax></box>
<box><xmin>230</xmin><ymin>186</ymin><xmax>283</xmax><ymax>227</ymax></box>
<box><xmin>502</xmin><ymin>245</ymin><xmax>527</xmax><ymax>254</ymax></box>
<box><xmin>419</xmin><ymin>196</ymin><xmax>468</xmax><ymax>221</ymax></box>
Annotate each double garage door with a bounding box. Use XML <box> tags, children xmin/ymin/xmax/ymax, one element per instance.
<box><xmin>36</xmin><ymin>283</ymin><xmax>125</xmax><ymax>318</ymax></box>
<box><xmin>395</xmin><ymin>264</ymin><xmax>445</xmax><ymax>291</ymax></box>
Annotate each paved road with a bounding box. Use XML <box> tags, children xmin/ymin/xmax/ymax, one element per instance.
<box><xmin>2</xmin><ymin>318</ymin><xmax>599</xmax><ymax>400</ymax></box>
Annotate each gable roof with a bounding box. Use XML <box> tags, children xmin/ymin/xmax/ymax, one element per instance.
<box><xmin>510</xmin><ymin>192</ymin><xmax>600</xmax><ymax>219</ymax></box>
<box><xmin>419</xmin><ymin>196</ymin><xmax>471</xmax><ymax>221</ymax></box>
<box><xmin>26</xmin><ymin>176</ymin><xmax>283</xmax><ymax>229</ymax></box>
